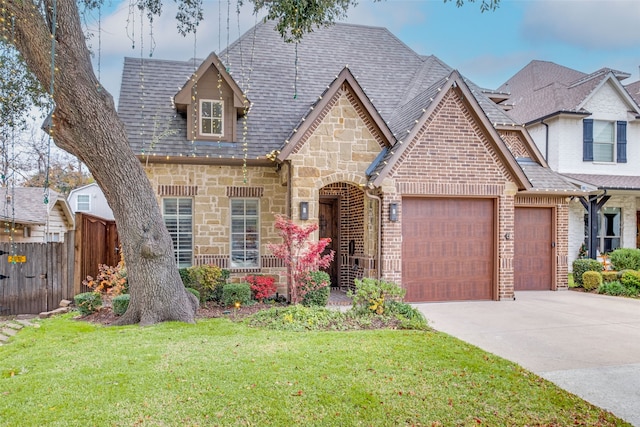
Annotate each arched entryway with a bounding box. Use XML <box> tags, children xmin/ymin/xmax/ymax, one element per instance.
<box><xmin>319</xmin><ymin>182</ymin><xmax>377</xmax><ymax>290</ymax></box>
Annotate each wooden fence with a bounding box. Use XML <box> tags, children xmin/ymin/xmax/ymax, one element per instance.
<box><xmin>0</xmin><ymin>239</ymin><xmax>75</xmax><ymax>315</ymax></box>
<box><xmin>73</xmin><ymin>212</ymin><xmax>120</xmax><ymax>295</ymax></box>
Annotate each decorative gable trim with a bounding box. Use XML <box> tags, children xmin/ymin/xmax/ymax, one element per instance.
<box><xmin>226</xmin><ymin>186</ymin><xmax>264</xmax><ymax>198</ymax></box>
<box><xmin>158</xmin><ymin>185</ymin><xmax>198</xmax><ymax>196</ymax></box>
<box><xmin>371</xmin><ymin>71</ymin><xmax>531</xmax><ymax>190</ymax></box>
<box><xmin>577</xmin><ymin>72</ymin><xmax>640</xmax><ymax>116</ymax></box>
<box><xmin>174</xmin><ymin>52</ymin><xmax>249</xmax><ymax>109</ymax></box>
<box><xmin>277</xmin><ymin>67</ymin><xmax>394</xmax><ymax>161</ymax></box>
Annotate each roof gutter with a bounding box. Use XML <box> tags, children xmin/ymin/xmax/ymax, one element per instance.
<box><xmin>524</xmin><ymin>110</ymin><xmax>591</xmax><ymax>127</ymax></box>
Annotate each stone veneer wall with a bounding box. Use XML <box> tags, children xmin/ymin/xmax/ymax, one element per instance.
<box><xmin>144</xmin><ymin>162</ymin><xmax>289</xmax><ymax>294</ymax></box>
<box><xmin>286</xmin><ymin>86</ymin><xmax>385</xmax><ymax>288</ymax></box>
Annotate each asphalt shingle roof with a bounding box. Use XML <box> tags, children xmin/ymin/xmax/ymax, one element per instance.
<box><xmin>0</xmin><ymin>187</ymin><xmax>64</xmax><ymax>225</ymax></box>
<box><xmin>562</xmin><ymin>174</ymin><xmax>640</xmax><ymax>191</ymax></box>
<box><xmin>517</xmin><ymin>159</ymin><xmax>580</xmax><ymax>193</ymax></box>
<box><xmin>118</xmin><ymin>21</ymin><xmax>562</xmax><ymax>192</ymax></box>
<box><xmin>626</xmin><ymin>80</ymin><xmax>640</xmax><ymax>106</ymax></box>
<box><xmin>497</xmin><ymin>60</ymin><xmax>637</xmax><ymax>124</ymax></box>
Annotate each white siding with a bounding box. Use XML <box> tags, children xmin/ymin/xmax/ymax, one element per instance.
<box><xmin>0</xmin><ymin>203</ymin><xmax>72</xmax><ymax>243</ymax></box>
<box><xmin>68</xmin><ymin>183</ymin><xmax>114</xmax><ymax>220</ymax></box>
<box><xmin>530</xmin><ymin>80</ymin><xmax>640</xmax><ymax>176</ymax></box>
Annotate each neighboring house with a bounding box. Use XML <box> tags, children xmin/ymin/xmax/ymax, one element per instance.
<box><xmin>118</xmin><ymin>22</ymin><xmax>582</xmax><ymax>302</ymax></box>
<box><xmin>0</xmin><ymin>187</ymin><xmax>75</xmax><ymax>243</ymax></box>
<box><xmin>626</xmin><ymin>79</ymin><xmax>640</xmax><ymax>106</ymax></box>
<box><xmin>68</xmin><ymin>183</ymin><xmax>115</xmax><ymax>220</ymax></box>
<box><xmin>495</xmin><ymin>60</ymin><xmax>640</xmax><ymax>267</ymax></box>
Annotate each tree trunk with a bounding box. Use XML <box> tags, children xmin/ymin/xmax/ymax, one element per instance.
<box><xmin>4</xmin><ymin>0</ymin><xmax>198</xmax><ymax>325</ymax></box>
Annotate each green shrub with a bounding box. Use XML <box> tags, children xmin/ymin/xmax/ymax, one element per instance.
<box><xmin>609</xmin><ymin>248</ymin><xmax>640</xmax><ymax>271</ymax></box>
<box><xmin>620</xmin><ymin>270</ymin><xmax>640</xmax><ymax>290</ymax></box>
<box><xmin>187</xmin><ymin>265</ymin><xmax>227</xmax><ymax>302</ymax></box>
<box><xmin>582</xmin><ymin>271</ymin><xmax>602</xmax><ymax>291</ymax></box>
<box><xmin>112</xmin><ymin>294</ymin><xmax>130</xmax><ymax>316</ymax></box>
<box><xmin>598</xmin><ymin>280</ymin><xmax>638</xmax><ymax>297</ymax></box>
<box><xmin>222</xmin><ymin>283</ymin><xmax>252</xmax><ymax>307</ymax></box>
<box><xmin>348</xmin><ymin>277</ymin><xmax>406</xmax><ymax>315</ymax></box>
<box><xmin>301</xmin><ymin>271</ymin><xmax>331</xmax><ymax>307</ymax></box>
<box><xmin>386</xmin><ymin>300</ymin><xmax>429</xmax><ymax>330</ymax></box>
<box><xmin>602</xmin><ymin>271</ymin><xmax>618</xmax><ymax>283</ymax></box>
<box><xmin>74</xmin><ymin>292</ymin><xmax>102</xmax><ymax>316</ymax></box>
<box><xmin>598</xmin><ymin>281</ymin><xmax>626</xmax><ymax>296</ymax></box>
<box><xmin>186</xmin><ymin>287</ymin><xmax>200</xmax><ymax>302</ymax></box>
<box><xmin>572</xmin><ymin>259</ymin><xmax>602</xmax><ymax>286</ymax></box>
<box><xmin>179</xmin><ymin>268</ymin><xmax>194</xmax><ymax>288</ymax></box>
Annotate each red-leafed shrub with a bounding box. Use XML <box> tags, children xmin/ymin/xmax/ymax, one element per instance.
<box><xmin>267</xmin><ymin>215</ymin><xmax>335</xmax><ymax>304</ymax></box>
<box><xmin>245</xmin><ymin>275</ymin><xmax>277</xmax><ymax>302</ymax></box>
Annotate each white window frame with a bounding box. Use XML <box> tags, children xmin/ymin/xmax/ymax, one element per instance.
<box><xmin>592</xmin><ymin>120</ymin><xmax>615</xmax><ymax>163</ymax></box>
<box><xmin>230</xmin><ymin>198</ymin><xmax>260</xmax><ymax>269</ymax></box>
<box><xmin>162</xmin><ymin>198</ymin><xmax>193</xmax><ymax>268</ymax></box>
<box><xmin>76</xmin><ymin>194</ymin><xmax>91</xmax><ymax>212</ymax></box>
<box><xmin>199</xmin><ymin>99</ymin><xmax>224</xmax><ymax>136</ymax></box>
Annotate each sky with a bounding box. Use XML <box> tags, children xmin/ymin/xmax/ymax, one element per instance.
<box><xmin>89</xmin><ymin>0</ymin><xmax>640</xmax><ymax>104</ymax></box>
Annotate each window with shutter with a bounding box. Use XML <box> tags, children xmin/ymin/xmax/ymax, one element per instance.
<box><xmin>583</xmin><ymin>119</ymin><xmax>593</xmax><ymax>161</ymax></box>
<box><xmin>616</xmin><ymin>121</ymin><xmax>627</xmax><ymax>163</ymax></box>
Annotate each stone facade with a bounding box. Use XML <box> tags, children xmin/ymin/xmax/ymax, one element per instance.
<box><xmin>143</xmin><ymin>162</ymin><xmax>289</xmax><ymax>293</ymax></box>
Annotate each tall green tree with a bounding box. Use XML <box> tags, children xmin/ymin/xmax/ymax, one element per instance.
<box><xmin>0</xmin><ymin>0</ymin><xmax>497</xmax><ymax>325</ymax></box>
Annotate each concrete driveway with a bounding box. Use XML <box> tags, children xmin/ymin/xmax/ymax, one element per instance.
<box><xmin>414</xmin><ymin>291</ymin><xmax>640</xmax><ymax>426</ymax></box>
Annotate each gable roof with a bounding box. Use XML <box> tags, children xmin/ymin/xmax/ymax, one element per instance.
<box><xmin>370</xmin><ymin>71</ymin><xmax>531</xmax><ymax>190</ymax></box>
<box><xmin>498</xmin><ymin>60</ymin><xmax>640</xmax><ymax>124</ymax></box>
<box><xmin>173</xmin><ymin>52</ymin><xmax>249</xmax><ymax>109</ymax></box>
<box><xmin>0</xmin><ymin>187</ymin><xmax>74</xmax><ymax>227</ymax></box>
<box><xmin>277</xmin><ymin>67</ymin><xmax>394</xmax><ymax>161</ymax></box>
<box><xmin>626</xmin><ymin>80</ymin><xmax>640</xmax><ymax>106</ymax></box>
<box><xmin>117</xmin><ymin>21</ymin><xmax>566</xmax><ymax>193</ymax></box>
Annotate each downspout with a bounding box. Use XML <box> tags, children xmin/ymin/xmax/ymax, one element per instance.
<box><xmin>365</xmin><ymin>188</ymin><xmax>382</xmax><ymax>280</ymax></box>
<box><xmin>541</xmin><ymin>119</ymin><xmax>549</xmax><ymax>162</ymax></box>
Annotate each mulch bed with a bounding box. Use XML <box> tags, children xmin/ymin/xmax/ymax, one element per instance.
<box><xmin>77</xmin><ymin>301</ymin><xmax>282</xmax><ymax>326</ymax></box>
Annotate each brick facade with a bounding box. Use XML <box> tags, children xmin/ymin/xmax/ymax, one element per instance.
<box><xmin>383</xmin><ymin>89</ymin><xmax>518</xmax><ymax>300</ymax></box>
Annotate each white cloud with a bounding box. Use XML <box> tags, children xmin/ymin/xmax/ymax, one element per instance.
<box><xmin>522</xmin><ymin>0</ymin><xmax>640</xmax><ymax>50</ymax></box>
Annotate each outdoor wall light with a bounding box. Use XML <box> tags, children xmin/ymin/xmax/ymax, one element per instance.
<box><xmin>504</xmin><ymin>233</ymin><xmax>512</xmax><ymax>240</ymax></box>
<box><xmin>389</xmin><ymin>203</ymin><xmax>399</xmax><ymax>222</ymax></box>
<box><xmin>299</xmin><ymin>201</ymin><xmax>309</xmax><ymax>220</ymax></box>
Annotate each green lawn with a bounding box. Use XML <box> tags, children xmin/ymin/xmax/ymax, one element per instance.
<box><xmin>0</xmin><ymin>315</ymin><xmax>628</xmax><ymax>426</ymax></box>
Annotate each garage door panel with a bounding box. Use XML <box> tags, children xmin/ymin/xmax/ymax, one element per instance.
<box><xmin>402</xmin><ymin>198</ymin><xmax>494</xmax><ymax>302</ymax></box>
<box><xmin>514</xmin><ymin>207</ymin><xmax>553</xmax><ymax>291</ymax></box>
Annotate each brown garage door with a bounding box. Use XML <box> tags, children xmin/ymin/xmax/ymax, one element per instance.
<box><xmin>514</xmin><ymin>207</ymin><xmax>553</xmax><ymax>290</ymax></box>
<box><xmin>402</xmin><ymin>198</ymin><xmax>494</xmax><ymax>302</ymax></box>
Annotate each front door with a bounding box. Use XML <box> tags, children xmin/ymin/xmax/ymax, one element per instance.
<box><xmin>319</xmin><ymin>198</ymin><xmax>339</xmax><ymax>288</ymax></box>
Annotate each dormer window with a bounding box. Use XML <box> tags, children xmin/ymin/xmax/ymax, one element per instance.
<box><xmin>200</xmin><ymin>99</ymin><xmax>223</xmax><ymax>136</ymax></box>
